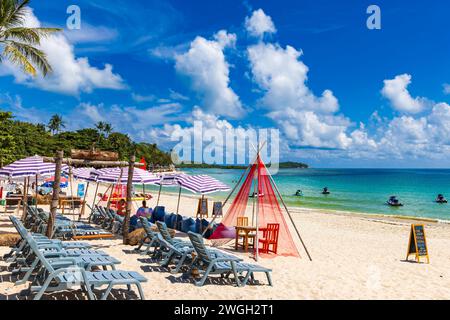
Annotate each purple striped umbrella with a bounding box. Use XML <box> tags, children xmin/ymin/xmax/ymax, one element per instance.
<box><xmin>175</xmin><ymin>174</ymin><xmax>230</xmax><ymax>194</ymax></box>
<box><xmin>93</xmin><ymin>167</ymin><xmax>160</xmax><ymax>185</ymax></box>
<box><xmin>0</xmin><ymin>155</ymin><xmax>68</xmax><ymax>178</ymax></box>
<box><xmin>156</xmin><ymin>173</ymin><xmax>188</xmax><ymax>187</ymax></box>
<box><xmin>64</xmin><ymin>167</ymin><xmax>97</xmax><ymax>182</ymax></box>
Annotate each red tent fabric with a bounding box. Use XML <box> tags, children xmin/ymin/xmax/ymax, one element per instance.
<box><xmin>212</xmin><ymin>156</ymin><xmax>300</xmax><ymax>258</ymax></box>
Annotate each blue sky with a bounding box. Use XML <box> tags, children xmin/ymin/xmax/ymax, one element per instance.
<box><xmin>0</xmin><ymin>0</ymin><xmax>449</xmax><ymax>167</ymax></box>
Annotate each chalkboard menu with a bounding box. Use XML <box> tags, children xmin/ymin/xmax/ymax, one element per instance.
<box><xmin>406</xmin><ymin>224</ymin><xmax>429</xmax><ymax>263</ymax></box>
<box><xmin>196</xmin><ymin>197</ymin><xmax>209</xmax><ymax>218</ymax></box>
<box><xmin>212</xmin><ymin>202</ymin><xmax>223</xmax><ymax>217</ymax></box>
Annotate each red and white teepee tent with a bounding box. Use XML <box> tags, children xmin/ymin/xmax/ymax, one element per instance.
<box><xmin>208</xmin><ymin>152</ymin><xmax>312</xmax><ymax>261</ymax></box>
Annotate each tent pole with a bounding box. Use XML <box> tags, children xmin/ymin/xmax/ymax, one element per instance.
<box><xmin>255</xmin><ymin>159</ymin><xmax>260</xmax><ymax>262</ymax></box>
<box><xmin>176</xmin><ymin>186</ymin><xmax>182</xmax><ymax>214</ymax></box>
<box><xmin>262</xmin><ymin>161</ymin><xmax>312</xmax><ymax>261</ymax></box>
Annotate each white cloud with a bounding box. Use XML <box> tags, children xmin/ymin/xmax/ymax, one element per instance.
<box><xmin>175</xmin><ymin>30</ymin><xmax>244</xmax><ymax>118</ymax></box>
<box><xmin>245</xmin><ymin>9</ymin><xmax>277</xmax><ymax>37</ymax></box>
<box><xmin>443</xmin><ymin>83</ymin><xmax>450</xmax><ymax>95</ymax></box>
<box><xmin>248</xmin><ymin>42</ymin><xmax>346</xmax><ymax>148</ymax></box>
<box><xmin>131</xmin><ymin>93</ymin><xmax>156</xmax><ymax>103</ymax></box>
<box><xmin>248</xmin><ymin>43</ymin><xmax>339</xmax><ymax>113</ymax></box>
<box><xmin>0</xmin><ymin>9</ymin><xmax>125</xmax><ymax>95</ymax></box>
<box><xmin>381</xmin><ymin>74</ymin><xmax>428</xmax><ymax>114</ymax></box>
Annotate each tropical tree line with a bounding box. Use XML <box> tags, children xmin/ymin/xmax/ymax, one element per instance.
<box><xmin>0</xmin><ymin>111</ymin><xmax>173</xmax><ymax>168</ymax></box>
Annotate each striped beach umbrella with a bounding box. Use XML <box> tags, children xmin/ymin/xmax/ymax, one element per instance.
<box><xmin>0</xmin><ymin>155</ymin><xmax>68</xmax><ymax>178</ymax></box>
<box><xmin>93</xmin><ymin>167</ymin><xmax>160</xmax><ymax>185</ymax></box>
<box><xmin>64</xmin><ymin>167</ymin><xmax>97</xmax><ymax>182</ymax></box>
<box><xmin>156</xmin><ymin>172</ymin><xmax>187</xmax><ymax>187</ymax></box>
<box><xmin>175</xmin><ymin>174</ymin><xmax>230</xmax><ymax>194</ymax></box>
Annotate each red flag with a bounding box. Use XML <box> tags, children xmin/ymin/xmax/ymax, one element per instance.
<box><xmin>139</xmin><ymin>157</ymin><xmax>147</xmax><ymax>170</ymax></box>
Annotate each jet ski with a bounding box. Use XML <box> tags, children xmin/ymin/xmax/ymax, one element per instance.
<box><xmin>387</xmin><ymin>196</ymin><xmax>403</xmax><ymax>207</ymax></box>
<box><xmin>322</xmin><ymin>187</ymin><xmax>330</xmax><ymax>195</ymax></box>
<box><xmin>295</xmin><ymin>190</ymin><xmax>303</xmax><ymax>197</ymax></box>
<box><xmin>249</xmin><ymin>192</ymin><xmax>264</xmax><ymax>198</ymax></box>
<box><xmin>436</xmin><ymin>194</ymin><xmax>448</xmax><ymax>204</ymax></box>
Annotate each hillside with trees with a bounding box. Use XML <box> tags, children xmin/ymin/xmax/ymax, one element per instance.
<box><xmin>0</xmin><ymin>110</ymin><xmax>173</xmax><ymax>167</ymax></box>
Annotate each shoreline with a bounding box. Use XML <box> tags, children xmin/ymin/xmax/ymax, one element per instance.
<box><xmin>156</xmin><ymin>188</ymin><xmax>448</xmax><ymax>225</ymax></box>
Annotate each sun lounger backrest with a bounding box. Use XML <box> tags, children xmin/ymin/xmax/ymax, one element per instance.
<box><xmin>156</xmin><ymin>222</ymin><xmax>174</xmax><ymax>244</ymax></box>
<box><xmin>140</xmin><ymin>217</ymin><xmax>156</xmax><ymax>237</ymax></box>
<box><xmin>24</xmin><ymin>232</ymin><xmax>56</xmax><ymax>273</ymax></box>
<box><xmin>188</xmin><ymin>231</ymin><xmax>212</xmax><ymax>263</ymax></box>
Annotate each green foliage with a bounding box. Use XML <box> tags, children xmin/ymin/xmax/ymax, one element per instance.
<box><xmin>0</xmin><ymin>0</ymin><xmax>61</xmax><ymax>76</ymax></box>
<box><xmin>0</xmin><ymin>111</ymin><xmax>17</xmax><ymax>166</ymax></box>
<box><xmin>0</xmin><ymin>109</ymin><xmax>173</xmax><ymax>167</ymax></box>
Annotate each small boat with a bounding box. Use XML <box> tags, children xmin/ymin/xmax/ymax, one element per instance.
<box><xmin>294</xmin><ymin>190</ymin><xmax>303</xmax><ymax>197</ymax></box>
<box><xmin>387</xmin><ymin>196</ymin><xmax>403</xmax><ymax>207</ymax></box>
<box><xmin>322</xmin><ymin>187</ymin><xmax>330</xmax><ymax>195</ymax></box>
<box><xmin>436</xmin><ymin>194</ymin><xmax>448</xmax><ymax>204</ymax></box>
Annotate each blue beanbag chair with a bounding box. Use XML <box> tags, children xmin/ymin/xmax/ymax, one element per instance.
<box><xmin>202</xmin><ymin>219</ymin><xmax>214</xmax><ymax>238</ymax></box>
<box><xmin>152</xmin><ymin>206</ymin><xmax>165</xmax><ymax>223</ymax></box>
<box><xmin>181</xmin><ymin>217</ymin><xmax>195</xmax><ymax>233</ymax></box>
<box><xmin>165</xmin><ymin>213</ymin><xmax>175</xmax><ymax>229</ymax></box>
<box><xmin>175</xmin><ymin>214</ymin><xmax>183</xmax><ymax>231</ymax></box>
<box><xmin>169</xmin><ymin>214</ymin><xmax>177</xmax><ymax>230</ymax></box>
<box><xmin>194</xmin><ymin>218</ymin><xmax>202</xmax><ymax>234</ymax></box>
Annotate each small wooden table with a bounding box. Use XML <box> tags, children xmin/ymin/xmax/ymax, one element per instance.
<box><xmin>235</xmin><ymin>226</ymin><xmax>258</xmax><ymax>252</ymax></box>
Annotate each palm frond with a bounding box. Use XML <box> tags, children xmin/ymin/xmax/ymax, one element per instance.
<box><xmin>2</xmin><ymin>42</ymin><xmax>36</xmax><ymax>76</ymax></box>
<box><xmin>3</xmin><ymin>0</ymin><xmax>31</xmax><ymax>28</ymax></box>
<box><xmin>2</xmin><ymin>27</ymin><xmax>62</xmax><ymax>45</ymax></box>
<box><xmin>2</xmin><ymin>40</ymin><xmax>52</xmax><ymax>76</ymax></box>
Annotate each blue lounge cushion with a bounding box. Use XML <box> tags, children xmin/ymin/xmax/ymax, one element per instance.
<box><xmin>175</xmin><ymin>214</ymin><xmax>183</xmax><ymax>231</ymax></box>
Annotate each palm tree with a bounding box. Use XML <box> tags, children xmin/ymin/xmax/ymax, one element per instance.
<box><xmin>103</xmin><ymin>123</ymin><xmax>113</xmax><ymax>137</ymax></box>
<box><xmin>95</xmin><ymin>121</ymin><xmax>106</xmax><ymax>143</ymax></box>
<box><xmin>48</xmin><ymin>114</ymin><xmax>65</xmax><ymax>135</ymax></box>
<box><xmin>0</xmin><ymin>0</ymin><xmax>61</xmax><ymax>76</ymax></box>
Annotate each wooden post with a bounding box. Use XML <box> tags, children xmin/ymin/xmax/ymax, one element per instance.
<box><xmin>123</xmin><ymin>155</ymin><xmax>135</xmax><ymax>245</ymax></box>
<box><xmin>47</xmin><ymin>150</ymin><xmax>63</xmax><ymax>238</ymax></box>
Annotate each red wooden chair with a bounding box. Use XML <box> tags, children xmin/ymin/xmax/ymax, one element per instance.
<box><xmin>258</xmin><ymin>223</ymin><xmax>280</xmax><ymax>254</ymax></box>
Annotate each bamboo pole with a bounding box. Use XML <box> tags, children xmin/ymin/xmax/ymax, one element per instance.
<box><xmin>261</xmin><ymin>161</ymin><xmax>312</xmax><ymax>261</ymax></box>
<box><xmin>255</xmin><ymin>160</ymin><xmax>260</xmax><ymax>262</ymax></box>
<box><xmin>123</xmin><ymin>155</ymin><xmax>135</xmax><ymax>245</ymax></box>
<box><xmin>47</xmin><ymin>150</ymin><xmax>63</xmax><ymax>238</ymax></box>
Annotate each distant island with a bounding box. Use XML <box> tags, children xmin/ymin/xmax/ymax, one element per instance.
<box><xmin>176</xmin><ymin>161</ymin><xmax>308</xmax><ymax>169</ymax></box>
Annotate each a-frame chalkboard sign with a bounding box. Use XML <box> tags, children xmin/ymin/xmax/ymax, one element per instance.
<box><xmin>196</xmin><ymin>197</ymin><xmax>209</xmax><ymax>219</ymax></box>
<box><xmin>406</xmin><ymin>224</ymin><xmax>429</xmax><ymax>263</ymax></box>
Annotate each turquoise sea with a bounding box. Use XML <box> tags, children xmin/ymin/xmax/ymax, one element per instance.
<box><xmin>168</xmin><ymin>168</ymin><xmax>450</xmax><ymax>221</ymax></box>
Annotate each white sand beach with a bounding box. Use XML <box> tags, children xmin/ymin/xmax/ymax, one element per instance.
<box><xmin>2</xmin><ymin>183</ymin><xmax>450</xmax><ymax>300</ymax></box>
